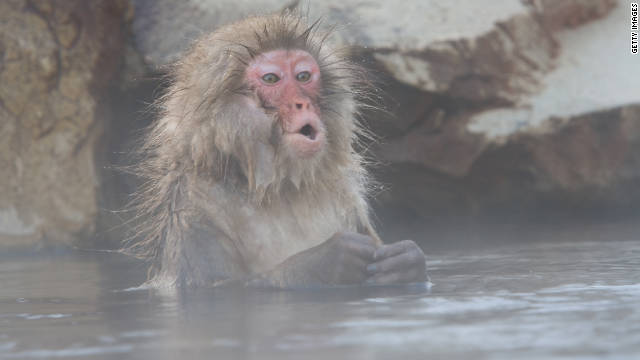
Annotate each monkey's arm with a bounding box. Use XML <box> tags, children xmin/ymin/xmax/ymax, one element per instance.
<box><xmin>245</xmin><ymin>232</ymin><xmax>378</xmax><ymax>288</ymax></box>
<box><xmin>244</xmin><ymin>233</ymin><xmax>428</xmax><ymax>288</ymax></box>
<box><xmin>178</xmin><ymin>223</ymin><xmax>249</xmax><ymax>287</ymax></box>
<box><xmin>179</xmin><ymin>226</ymin><xmax>378</xmax><ymax>288</ymax></box>
<box><xmin>184</xmin><ymin>226</ymin><xmax>427</xmax><ymax>288</ymax></box>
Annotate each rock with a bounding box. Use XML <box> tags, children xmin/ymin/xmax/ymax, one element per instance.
<box><xmin>333</xmin><ymin>0</ymin><xmax>557</xmax><ymax>103</ymax></box>
<box><xmin>467</xmin><ymin>2</ymin><xmax>637</xmax><ymax>143</ymax></box>
<box><xmin>374</xmin><ymin>2</ymin><xmax>640</xmax><ymax>228</ymax></box>
<box><xmin>531</xmin><ymin>0</ymin><xmax>617</xmax><ymax>30</ymax></box>
<box><xmin>0</xmin><ymin>0</ymin><xmax>129</xmax><ymax>250</ymax></box>
<box><xmin>466</xmin><ymin>106</ymin><xmax>640</xmax><ymax>208</ymax></box>
<box><xmin>131</xmin><ymin>0</ymin><xmax>288</xmax><ymax>66</ymax></box>
<box><xmin>381</xmin><ymin>1</ymin><xmax>634</xmax><ymax>173</ymax></box>
<box><xmin>380</xmin><ymin>110</ymin><xmax>488</xmax><ymax>177</ymax></box>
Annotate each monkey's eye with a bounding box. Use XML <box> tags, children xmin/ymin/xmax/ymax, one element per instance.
<box><xmin>262</xmin><ymin>73</ymin><xmax>280</xmax><ymax>84</ymax></box>
<box><xmin>296</xmin><ymin>71</ymin><xmax>311</xmax><ymax>83</ymax></box>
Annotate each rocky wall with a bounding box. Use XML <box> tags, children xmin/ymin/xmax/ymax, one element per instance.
<box><xmin>0</xmin><ymin>0</ymin><xmax>129</xmax><ymax>249</ymax></box>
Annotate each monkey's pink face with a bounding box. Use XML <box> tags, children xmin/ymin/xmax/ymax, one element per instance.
<box><xmin>246</xmin><ymin>50</ymin><xmax>325</xmax><ymax>158</ymax></box>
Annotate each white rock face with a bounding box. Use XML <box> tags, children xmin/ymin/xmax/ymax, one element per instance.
<box><xmin>468</xmin><ymin>3</ymin><xmax>640</xmax><ymax>142</ymax></box>
<box><xmin>309</xmin><ymin>1</ymin><xmax>528</xmax><ymax>49</ymax></box>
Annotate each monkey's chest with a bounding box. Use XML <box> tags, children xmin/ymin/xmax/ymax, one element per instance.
<box><xmin>201</xmin><ymin>183</ymin><xmax>358</xmax><ymax>274</ymax></box>
<box><xmin>231</xmin><ymin>199</ymin><xmax>353</xmax><ymax>274</ymax></box>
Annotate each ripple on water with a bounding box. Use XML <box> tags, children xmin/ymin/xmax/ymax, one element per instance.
<box><xmin>414</xmin><ymin>296</ymin><xmax>530</xmax><ymax>315</ymax></box>
<box><xmin>539</xmin><ymin>283</ymin><xmax>640</xmax><ymax>295</ymax></box>
<box><xmin>15</xmin><ymin>313</ymin><xmax>71</xmax><ymax>320</ymax></box>
<box><xmin>119</xmin><ymin>330</ymin><xmax>166</xmax><ymax>339</ymax></box>
<box><xmin>1</xmin><ymin>345</ymin><xmax>133</xmax><ymax>359</ymax></box>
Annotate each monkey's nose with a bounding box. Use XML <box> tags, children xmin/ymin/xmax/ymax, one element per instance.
<box><xmin>293</xmin><ymin>101</ymin><xmax>311</xmax><ymax>111</ymax></box>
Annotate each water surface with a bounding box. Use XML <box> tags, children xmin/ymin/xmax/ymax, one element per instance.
<box><xmin>1</xmin><ymin>240</ymin><xmax>639</xmax><ymax>359</ymax></box>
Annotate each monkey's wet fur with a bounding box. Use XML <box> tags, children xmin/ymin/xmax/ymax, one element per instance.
<box><xmin>127</xmin><ymin>12</ymin><xmax>428</xmax><ymax>289</ymax></box>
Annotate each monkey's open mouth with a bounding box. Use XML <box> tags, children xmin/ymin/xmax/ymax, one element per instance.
<box><xmin>299</xmin><ymin>124</ymin><xmax>317</xmax><ymax>140</ymax></box>
<box><xmin>285</xmin><ymin>122</ymin><xmax>324</xmax><ymax>157</ymax></box>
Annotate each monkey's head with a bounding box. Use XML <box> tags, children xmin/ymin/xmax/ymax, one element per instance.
<box><xmin>151</xmin><ymin>13</ymin><xmax>371</xmax><ymax>201</ymax></box>
<box><xmin>245</xmin><ymin>49</ymin><xmax>325</xmax><ymax>159</ymax></box>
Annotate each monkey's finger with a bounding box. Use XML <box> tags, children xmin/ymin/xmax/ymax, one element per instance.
<box><xmin>373</xmin><ymin>240</ymin><xmax>421</xmax><ymax>261</ymax></box>
<box><xmin>347</xmin><ymin>232</ymin><xmax>378</xmax><ymax>247</ymax></box>
<box><xmin>351</xmin><ymin>258</ymin><xmax>372</xmax><ymax>281</ymax></box>
<box><xmin>342</xmin><ymin>238</ymin><xmax>376</xmax><ymax>261</ymax></box>
<box><xmin>331</xmin><ymin>232</ymin><xmax>377</xmax><ymax>249</ymax></box>
<box><xmin>343</xmin><ymin>253</ymin><xmax>369</xmax><ymax>272</ymax></box>
<box><xmin>336</xmin><ymin>254</ymin><xmax>371</xmax><ymax>284</ymax></box>
<box><xmin>366</xmin><ymin>250</ymin><xmax>426</xmax><ymax>276</ymax></box>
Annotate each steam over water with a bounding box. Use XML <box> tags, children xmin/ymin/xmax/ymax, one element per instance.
<box><xmin>1</xmin><ymin>238</ymin><xmax>639</xmax><ymax>359</ymax></box>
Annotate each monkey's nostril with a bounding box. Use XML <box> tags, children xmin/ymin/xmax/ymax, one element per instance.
<box><xmin>295</xmin><ymin>103</ymin><xmax>303</xmax><ymax>110</ymax></box>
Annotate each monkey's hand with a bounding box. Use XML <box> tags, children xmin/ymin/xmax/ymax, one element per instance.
<box><xmin>365</xmin><ymin>240</ymin><xmax>428</xmax><ymax>285</ymax></box>
<box><xmin>246</xmin><ymin>232</ymin><xmax>377</xmax><ymax>288</ymax></box>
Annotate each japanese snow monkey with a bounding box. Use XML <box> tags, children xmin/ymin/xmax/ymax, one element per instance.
<box><xmin>131</xmin><ymin>12</ymin><xmax>428</xmax><ymax>289</ymax></box>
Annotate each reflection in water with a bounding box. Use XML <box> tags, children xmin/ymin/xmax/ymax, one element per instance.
<box><xmin>0</xmin><ymin>240</ymin><xmax>639</xmax><ymax>359</ymax></box>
